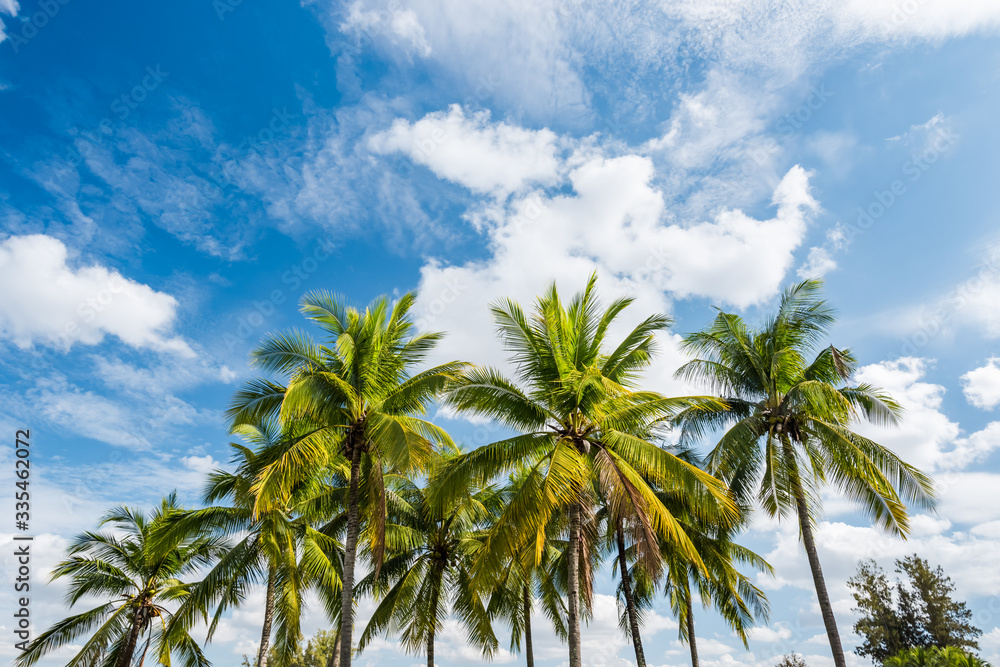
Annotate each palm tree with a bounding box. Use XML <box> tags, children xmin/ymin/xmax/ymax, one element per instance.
<box><xmin>673</xmin><ymin>279</ymin><xmax>936</xmax><ymax>667</ymax></box>
<box><xmin>661</xmin><ymin>517</ymin><xmax>771</xmax><ymax>667</ymax></box>
<box><xmin>610</xmin><ymin>513</ymin><xmax>650</xmax><ymax>667</ymax></box>
<box><xmin>227</xmin><ymin>291</ymin><xmax>467</xmax><ymax>667</ymax></box>
<box><xmin>356</xmin><ymin>455</ymin><xmax>499</xmax><ymax>666</ymax></box>
<box><xmin>487</xmin><ymin>498</ymin><xmax>569</xmax><ymax>667</ymax></box>
<box><xmin>433</xmin><ymin>274</ymin><xmax>736</xmax><ymax>667</ymax></box>
<box><xmin>162</xmin><ymin>419</ymin><xmax>344</xmax><ymax>667</ymax></box>
<box><xmin>15</xmin><ymin>494</ymin><xmax>227</xmax><ymax>667</ymax></box>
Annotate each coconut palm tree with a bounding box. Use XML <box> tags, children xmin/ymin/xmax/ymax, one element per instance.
<box><xmin>227</xmin><ymin>291</ymin><xmax>467</xmax><ymax>667</ymax></box>
<box><xmin>672</xmin><ymin>279</ymin><xmax>936</xmax><ymax>667</ymax></box>
<box><xmin>610</xmin><ymin>513</ymin><xmax>651</xmax><ymax>667</ymax></box>
<box><xmin>486</xmin><ymin>473</ymin><xmax>570</xmax><ymax>667</ymax></box>
<box><xmin>487</xmin><ymin>558</ymin><xmax>568</xmax><ymax>667</ymax></box>
<box><xmin>660</xmin><ymin>517</ymin><xmax>771</xmax><ymax>667</ymax></box>
<box><xmin>15</xmin><ymin>494</ymin><xmax>227</xmax><ymax>667</ymax></box>
<box><xmin>433</xmin><ymin>274</ymin><xmax>736</xmax><ymax>667</ymax></box>
<box><xmin>356</xmin><ymin>456</ymin><xmax>499</xmax><ymax>667</ymax></box>
<box><xmin>161</xmin><ymin>419</ymin><xmax>344</xmax><ymax>667</ymax></box>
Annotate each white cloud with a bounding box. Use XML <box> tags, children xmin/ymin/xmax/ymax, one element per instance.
<box><xmin>656</xmin><ymin>166</ymin><xmax>819</xmax><ymax>307</ymax></box>
<box><xmin>369</xmin><ymin>105</ymin><xmax>562</xmax><ymax>197</ymax></box>
<box><xmin>748</xmin><ymin>626</ymin><xmax>794</xmax><ymax>643</ymax></box>
<box><xmin>398</xmin><ymin>105</ymin><xmax>820</xmax><ymax>324</ymax></box>
<box><xmin>852</xmin><ymin>357</ymin><xmax>1000</xmax><ymax>471</ymax></box>
<box><xmin>852</xmin><ymin>358</ymin><xmax>961</xmax><ymax>472</ymax></box>
<box><xmin>409</xmin><ymin>152</ymin><xmax>817</xmax><ymax>421</ymax></box>
<box><xmin>329</xmin><ymin>0</ymin><xmax>590</xmax><ymax>121</ymax></box>
<box><xmin>936</xmin><ymin>471</ymin><xmax>1000</xmax><ymax>525</ymax></box>
<box><xmin>326</xmin><ymin>1</ymin><xmax>1000</xmax><ymax>128</ymax></box>
<box><xmin>798</xmin><ymin>247</ymin><xmax>837</xmax><ymax>279</ymax></box>
<box><xmin>962</xmin><ymin>357</ymin><xmax>1000</xmax><ymax>409</ymax></box>
<box><xmin>342</xmin><ymin>2</ymin><xmax>432</xmax><ymax>56</ymax></box>
<box><xmin>34</xmin><ymin>379</ymin><xmax>153</xmax><ymax>449</ymax></box>
<box><xmin>0</xmin><ymin>0</ymin><xmax>16</xmax><ymax>45</ymax></box>
<box><xmin>0</xmin><ymin>234</ymin><xmax>192</xmax><ymax>356</ymax></box>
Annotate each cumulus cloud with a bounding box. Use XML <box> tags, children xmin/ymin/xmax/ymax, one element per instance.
<box><xmin>657</xmin><ymin>165</ymin><xmax>818</xmax><ymax>306</ymax></box>
<box><xmin>850</xmin><ymin>357</ymin><xmax>1000</xmax><ymax>471</ymax></box>
<box><xmin>962</xmin><ymin>357</ymin><xmax>1000</xmax><ymax>409</ymax></box>
<box><xmin>852</xmin><ymin>358</ymin><xmax>961</xmax><ymax>472</ymax></box>
<box><xmin>0</xmin><ymin>234</ymin><xmax>192</xmax><ymax>355</ymax></box>
<box><xmin>369</xmin><ymin>105</ymin><xmax>562</xmax><ymax>197</ymax></box>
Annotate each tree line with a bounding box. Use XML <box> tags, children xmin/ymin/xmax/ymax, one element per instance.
<box><xmin>17</xmin><ymin>277</ymin><xmax>955</xmax><ymax>667</ymax></box>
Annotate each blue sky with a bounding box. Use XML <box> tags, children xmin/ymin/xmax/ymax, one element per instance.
<box><xmin>2</xmin><ymin>1</ymin><xmax>1000</xmax><ymax>665</ymax></box>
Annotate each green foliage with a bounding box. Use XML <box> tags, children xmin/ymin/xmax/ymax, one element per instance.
<box><xmin>162</xmin><ymin>419</ymin><xmax>345</xmax><ymax>667</ymax></box>
<box><xmin>15</xmin><ymin>494</ymin><xmax>228</xmax><ymax>667</ymax></box>
<box><xmin>229</xmin><ymin>290</ymin><xmax>468</xmax><ymax>667</ymax></box>
<box><xmin>25</xmin><ymin>278</ymin><xmax>955</xmax><ymax>667</ymax></box>
<box><xmin>242</xmin><ymin>628</ymin><xmax>340</xmax><ymax>667</ymax></box>
<box><xmin>884</xmin><ymin>646</ymin><xmax>991</xmax><ymax>667</ymax></box>
<box><xmin>776</xmin><ymin>653</ymin><xmax>809</xmax><ymax>667</ymax></box>
<box><xmin>355</xmin><ymin>459</ymin><xmax>499</xmax><ymax>659</ymax></box>
<box><xmin>850</xmin><ymin>556</ymin><xmax>981</xmax><ymax>663</ymax></box>
<box><xmin>673</xmin><ymin>279</ymin><xmax>935</xmax><ymax>534</ymax></box>
<box><xmin>435</xmin><ymin>273</ymin><xmax>737</xmax><ymax>587</ymax></box>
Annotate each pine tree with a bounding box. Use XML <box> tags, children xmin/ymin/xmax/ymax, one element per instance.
<box><xmin>849</xmin><ymin>555</ymin><xmax>981</xmax><ymax>663</ymax></box>
<box><xmin>896</xmin><ymin>556</ymin><xmax>981</xmax><ymax>652</ymax></box>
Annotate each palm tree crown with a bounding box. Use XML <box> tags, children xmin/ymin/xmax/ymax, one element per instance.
<box><xmin>228</xmin><ymin>290</ymin><xmax>467</xmax><ymax>667</ymax></box>
<box><xmin>434</xmin><ymin>274</ymin><xmax>737</xmax><ymax>667</ymax></box>
<box><xmin>163</xmin><ymin>418</ymin><xmax>344</xmax><ymax>667</ymax></box>
<box><xmin>357</xmin><ymin>449</ymin><xmax>500</xmax><ymax>667</ymax></box>
<box><xmin>673</xmin><ymin>279</ymin><xmax>936</xmax><ymax>667</ymax></box>
<box><xmin>16</xmin><ymin>494</ymin><xmax>227</xmax><ymax>667</ymax></box>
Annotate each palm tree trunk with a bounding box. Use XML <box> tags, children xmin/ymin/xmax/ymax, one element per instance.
<box><xmin>327</xmin><ymin>627</ymin><xmax>342</xmax><ymax>667</ymax></box>
<box><xmin>523</xmin><ymin>584</ymin><xmax>534</xmax><ymax>667</ymax></box>
<box><xmin>257</xmin><ymin>565</ymin><xmax>277</xmax><ymax>667</ymax></box>
<box><xmin>784</xmin><ymin>442</ymin><xmax>847</xmax><ymax>667</ymax></box>
<box><xmin>427</xmin><ymin>565</ymin><xmax>443</xmax><ymax>667</ymax></box>
<box><xmin>685</xmin><ymin>587</ymin><xmax>699</xmax><ymax>667</ymax></box>
<box><xmin>114</xmin><ymin>605</ymin><xmax>144</xmax><ymax>667</ymax></box>
<box><xmin>137</xmin><ymin>634</ymin><xmax>152</xmax><ymax>667</ymax></box>
<box><xmin>340</xmin><ymin>443</ymin><xmax>363</xmax><ymax>667</ymax></box>
<box><xmin>567</xmin><ymin>502</ymin><xmax>583</xmax><ymax>667</ymax></box>
<box><xmin>616</xmin><ymin>518</ymin><xmax>646</xmax><ymax>667</ymax></box>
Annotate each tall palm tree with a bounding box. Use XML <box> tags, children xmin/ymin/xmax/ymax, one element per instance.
<box><xmin>433</xmin><ymin>274</ymin><xmax>736</xmax><ymax>667</ymax></box>
<box><xmin>673</xmin><ymin>279</ymin><xmax>936</xmax><ymax>667</ymax></box>
<box><xmin>162</xmin><ymin>419</ymin><xmax>344</xmax><ymax>667</ymax></box>
<box><xmin>356</xmin><ymin>456</ymin><xmax>499</xmax><ymax>666</ymax></box>
<box><xmin>227</xmin><ymin>291</ymin><xmax>467</xmax><ymax>667</ymax></box>
<box><xmin>15</xmin><ymin>494</ymin><xmax>226</xmax><ymax>667</ymax></box>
